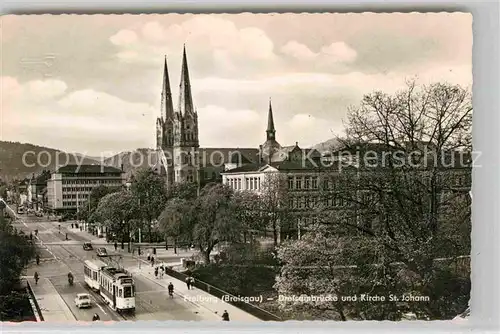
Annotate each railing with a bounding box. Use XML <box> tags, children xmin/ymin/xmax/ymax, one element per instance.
<box><xmin>163</xmin><ymin>266</ymin><xmax>282</xmax><ymax>321</ymax></box>
<box><xmin>25</xmin><ymin>280</ymin><xmax>43</xmax><ymax>321</ymax></box>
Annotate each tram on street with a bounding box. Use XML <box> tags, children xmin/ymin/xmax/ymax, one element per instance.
<box><xmin>98</xmin><ymin>266</ymin><xmax>136</xmax><ymax>313</ymax></box>
<box><xmin>84</xmin><ymin>259</ymin><xmax>108</xmax><ymax>291</ymax></box>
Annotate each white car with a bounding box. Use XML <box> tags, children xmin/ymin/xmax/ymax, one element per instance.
<box><xmin>75</xmin><ymin>293</ymin><xmax>92</xmax><ymax>309</ymax></box>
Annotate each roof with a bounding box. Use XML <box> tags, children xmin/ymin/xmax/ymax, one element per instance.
<box><xmin>221</xmin><ymin>160</ymin><xmax>334</xmax><ymax>174</ymax></box>
<box><xmin>56</xmin><ymin>164</ymin><xmax>123</xmax><ymax>174</ymax></box>
<box><xmin>199</xmin><ymin>148</ymin><xmax>259</xmax><ymax>167</ymax></box>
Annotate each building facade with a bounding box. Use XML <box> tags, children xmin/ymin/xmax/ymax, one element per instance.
<box><xmin>46</xmin><ymin>165</ymin><xmax>124</xmax><ymax>212</ymax></box>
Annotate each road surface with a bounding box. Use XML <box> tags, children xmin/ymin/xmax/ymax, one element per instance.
<box><xmin>14</xmin><ymin>214</ymin><xmax>218</xmax><ymax>321</ymax></box>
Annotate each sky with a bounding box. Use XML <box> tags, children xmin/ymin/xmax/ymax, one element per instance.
<box><xmin>1</xmin><ymin>13</ymin><xmax>472</xmax><ymax>157</ymax></box>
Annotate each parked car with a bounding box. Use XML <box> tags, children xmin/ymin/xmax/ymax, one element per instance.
<box><xmin>83</xmin><ymin>242</ymin><xmax>93</xmax><ymax>251</ymax></box>
<box><xmin>75</xmin><ymin>293</ymin><xmax>92</xmax><ymax>309</ymax></box>
<box><xmin>96</xmin><ymin>247</ymin><xmax>107</xmax><ymax>257</ymax></box>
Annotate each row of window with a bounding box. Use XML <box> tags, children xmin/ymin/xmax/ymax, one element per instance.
<box><xmin>63</xmin><ymin>194</ymin><xmax>88</xmax><ymax>199</ymax></box>
<box><xmin>62</xmin><ymin>179</ymin><xmax>122</xmax><ymax>185</ymax></box>
<box><xmin>227</xmin><ymin>177</ymin><xmax>261</xmax><ymax>191</ymax></box>
<box><xmin>62</xmin><ymin>201</ymin><xmax>86</xmax><ymax>207</ymax></box>
<box><xmin>288</xmin><ymin>176</ymin><xmax>319</xmax><ymax>190</ymax></box>
<box><xmin>289</xmin><ymin>196</ymin><xmax>349</xmax><ymax>209</ymax></box>
<box><xmin>84</xmin><ymin>266</ymin><xmax>98</xmax><ymax>281</ymax></box>
<box><xmin>63</xmin><ymin>173</ymin><xmax>120</xmax><ymax>178</ymax></box>
<box><xmin>62</xmin><ymin>183</ymin><xmax>121</xmax><ymax>192</ymax></box>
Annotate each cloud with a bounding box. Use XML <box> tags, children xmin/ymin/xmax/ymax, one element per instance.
<box><xmin>197</xmin><ymin>105</ymin><xmax>264</xmax><ymax>147</ymax></box>
<box><xmin>285</xmin><ymin>114</ymin><xmax>344</xmax><ymax>147</ymax></box>
<box><xmin>110</xmin><ymin>29</ymin><xmax>138</xmax><ymax>46</ymax></box>
<box><xmin>108</xmin><ymin>15</ymin><xmax>278</xmax><ymax>73</ymax></box>
<box><xmin>27</xmin><ymin>79</ymin><xmax>68</xmax><ymax>100</ymax></box>
<box><xmin>2</xmin><ymin>77</ymin><xmax>155</xmax><ymax>154</ymax></box>
<box><xmin>281</xmin><ymin>40</ymin><xmax>357</xmax><ymax>63</ymax></box>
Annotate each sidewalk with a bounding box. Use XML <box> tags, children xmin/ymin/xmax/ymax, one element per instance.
<box><xmin>27</xmin><ymin>277</ymin><xmax>76</xmax><ymax>322</ymax></box>
<box><xmin>129</xmin><ymin>257</ymin><xmax>260</xmax><ymax>322</ymax></box>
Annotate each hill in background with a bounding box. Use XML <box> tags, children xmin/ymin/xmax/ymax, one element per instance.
<box><xmin>0</xmin><ymin>141</ymin><xmax>100</xmax><ymax>182</ymax></box>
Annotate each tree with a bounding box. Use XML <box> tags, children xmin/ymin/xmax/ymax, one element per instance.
<box><xmin>79</xmin><ymin>185</ymin><xmax>119</xmax><ymax>224</ymax></box>
<box><xmin>94</xmin><ymin>190</ymin><xmax>140</xmax><ymax>251</ymax></box>
<box><xmin>130</xmin><ymin>168</ymin><xmax>168</xmax><ymax>242</ymax></box>
<box><xmin>0</xmin><ymin>218</ymin><xmax>36</xmax><ymax>321</ymax></box>
<box><xmin>277</xmin><ymin>81</ymin><xmax>472</xmax><ymax>320</ymax></box>
<box><xmin>259</xmin><ymin>173</ymin><xmax>291</xmax><ymax>247</ymax></box>
<box><xmin>230</xmin><ymin>190</ymin><xmax>267</xmax><ymax>244</ymax></box>
<box><xmin>158</xmin><ymin>198</ymin><xmax>191</xmax><ymax>254</ymax></box>
<box><xmin>185</xmin><ymin>183</ymin><xmax>265</xmax><ymax>264</ymax></box>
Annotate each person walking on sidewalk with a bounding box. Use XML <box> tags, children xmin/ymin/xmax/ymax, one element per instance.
<box><xmin>36</xmin><ymin>254</ymin><xmax>40</xmax><ymax>265</ymax></box>
<box><xmin>151</xmin><ymin>256</ymin><xmax>155</xmax><ymax>267</ymax></box>
<box><xmin>154</xmin><ymin>267</ymin><xmax>159</xmax><ymax>279</ymax></box>
<box><xmin>189</xmin><ymin>276</ymin><xmax>195</xmax><ymax>289</ymax></box>
<box><xmin>185</xmin><ymin>277</ymin><xmax>191</xmax><ymax>290</ymax></box>
<box><xmin>147</xmin><ymin>252</ymin><xmax>150</xmax><ymax>261</ymax></box>
<box><xmin>222</xmin><ymin>310</ymin><xmax>230</xmax><ymax>321</ymax></box>
<box><xmin>34</xmin><ymin>272</ymin><xmax>39</xmax><ymax>285</ymax></box>
<box><xmin>114</xmin><ymin>242</ymin><xmax>117</xmax><ymax>251</ymax></box>
<box><xmin>168</xmin><ymin>282</ymin><xmax>174</xmax><ymax>298</ymax></box>
<box><xmin>160</xmin><ymin>266</ymin><xmax>164</xmax><ymax>279</ymax></box>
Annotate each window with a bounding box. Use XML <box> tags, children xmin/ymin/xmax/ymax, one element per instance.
<box><xmin>288</xmin><ymin>177</ymin><xmax>294</xmax><ymax>189</ymax></box>
<box><xmin>304</xmin><ymin>177</ymin><xmax>310</xmax><ymax>189</ymax></box>
<box><xmin>119</xmin><ymin>289</ymin><xmax>123</xmax><ymax>298</ymax></box>
<box><xmin>296</xmin><ymin>177</ymin><xmax>302</xmax><ymax>189</ymax></box>
<box><xmin>246</xmin><ymin>178</ymin><xmax>249</xmax><ymax>189</ymax></box>
<box><xmin>124</xmin><ymin>286</ymin><xmax>133</xmax><ymax>298</ymax></box>
<box><xmin>312</xmin><ymin>176</ymin><xmax>318</xmax><ymax>189</ymax></box>
<box><xmin>238</xmin><ymin>179</ymin><xmax>241</xmax><ymax>190</ymax></box>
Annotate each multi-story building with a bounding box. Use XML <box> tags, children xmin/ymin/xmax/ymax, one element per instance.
<box><xmin>222</xmin><ymin>107</ymin><xmax>472</xmax><ymax>241</ymax></box>
<box><xmin>46</xmin><ymin>164</ymin><xmax>124</xmax><ymax>212</ymax></box>
<box><xmin>29</xmin><ymin>169</ymin><xmax>51</xmax><ymax>210</ymax></box>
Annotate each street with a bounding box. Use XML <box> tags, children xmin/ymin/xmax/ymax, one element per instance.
<box><xmin>14</xmin><ymin>214</ymin><xmax>219</xmax><ymax>321</ymax></box>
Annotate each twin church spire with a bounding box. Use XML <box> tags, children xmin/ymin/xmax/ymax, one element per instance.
<box><xmin>160</xmin><ymin>45</ymin><xmax>195</xmax><ymax>122</ymax></box>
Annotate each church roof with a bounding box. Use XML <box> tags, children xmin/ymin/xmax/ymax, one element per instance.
<box><xmin>199</xmin><ymin>148</ymin><xmax>260</xmax><ymax>167</ymax></box>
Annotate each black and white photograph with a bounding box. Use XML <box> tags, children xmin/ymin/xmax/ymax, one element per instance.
<box><xmin>0</xmin><ymin>13</ymin><xmax>472</xmax><ymax>322</ymax></box>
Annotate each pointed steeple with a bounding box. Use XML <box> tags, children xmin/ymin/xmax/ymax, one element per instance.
<box><xmin>161</xmin><ymin>55</ymin><xmax>174</xmax><ymax>120</ymax></box>
<box><xmin>178</xmin><ymin>45</ymin><xmax>194</xmax><ymax>115</ymax></box>
<box><xmin>266</xmin><ymin>98</ymin><xmax>276</xmax><ymax>141</ymax></box>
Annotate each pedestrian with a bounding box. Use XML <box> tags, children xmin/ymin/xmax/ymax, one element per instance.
<box><xmin>138</xmin><ymin>247</ymin><xmax>141</xmax><ymax>256</ymax></box>
<box><xmin>185</xmin><ymin>277</ymin><xmax>191</xmax><ymax>290</ymax></box>
<box><xmin>189</xmin><ymin>276</ymin><xmax>195</xmax><ymax>288</ymax></box>
<box><xmin>154</xmin><ymin>267</ymin><xmax>158</xmax><ymax>279</ymax></box>
<box><xmin>29</xmin><ymin>232</ymin><xmax>33</xmax><ymax>240</ymax></box>
<box><xmin>160</xmin><ymin>266</ymin><xmax>164</xmax><ymax>279</ymax></box>
<box><xmin>151</xmin><ymin>256</ymin><xmax>155</xmax><ymax>267</ymax></box>
<box><xmin>36</xmin><ymin>254</ymin><xmax>40</xmax><ymax>265</ymax></box>
<box><xmin>147</xmin><ymin>252</ymin><xmax>150</xmax><ymax>261</ymax></box>
<box><xmin>71</xmin><ymin>223</ymin><xmax>74</xmax><ymax>229</ymax></box>
<box><xmin>222</xmin><ymin>310</ymin><xmax>230</xmax><ymax>321</ymax></box>
<box><xmin>114</xmin><ymin>242</ymin><xmax>117</xmax><ymax>251</ymax></box>
<box><xmin>34</xmin><ymin>272</ymin><xmax>39</xmax><ymax>285</ymax></box>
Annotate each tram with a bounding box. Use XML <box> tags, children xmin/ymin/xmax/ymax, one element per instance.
<box><xmin>99</xmin><ymin>266</ymin><xmax>136</xmax><ymax>313</ymax></box>
<box><xmin>83</xmin><ymin>259</ymin><xmax>108</xmax><ymax>291</ymax></box>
